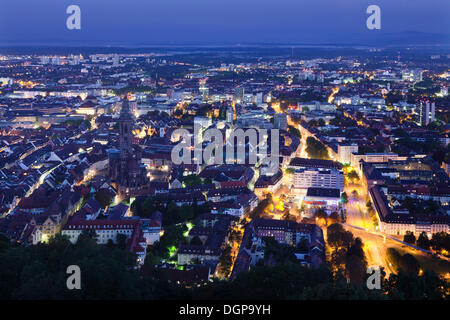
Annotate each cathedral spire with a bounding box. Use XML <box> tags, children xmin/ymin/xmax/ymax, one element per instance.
<box><xmin>119</xmin><ymin>94</ymin><xmax>134</xmax><ymax>152</ymax></box>
<box><xmin>120</xmin><ymin>94</ymin><xmax>133</xmax><ymax>120</ymax></box>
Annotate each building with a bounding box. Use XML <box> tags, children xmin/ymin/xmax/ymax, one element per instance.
<box><xmin>289</xmin><ymin>157</ymin><xmax>342</xmax><ymax>170</ymax></box>
<box><xmin>273</xmin><ymin>113</ymin><xmax>287</xmax><ymax>130</ymax></box>
<box><xmin>293</xmin><ymin>167</ymin><xmax>344</xmax><ymax>192</ymax></box>
<box><xmin>418</xmin><ymin>100</ymin><xmax>435</xmax><ymax>127</ymax></box>
<box><xmin>234</xmin><ymin>87</ymin><xmax>245</xmax><ymax>104</ymax></box>
<box><xmin>199</xmin><ymin>79</ymin><xmax>209</xmax><ymax>101</ymax></box>
<box><xmin>369</xmin><ymin>185</ymin><xmax>449</xmax><ymax>236</ymax></box>
<box><xmin>231</xmin><ymin>218</ymin><xmax>325</xmax><ymax>278</ymax></box>
<box><xmin>177</xmin><ymin>245</ymin><xmax>222</xmax><ymax>265</ymax></box>
<box><xmin>254</xmin><ymin>170</ymin><xmax>283</xmax><ymax>197</ymax></box>
<box><xmin>402</xmin><ymin>69</ymin><xmax>423</xmax><ymax>82</ymax></box>
<box><xmin>62</xmin><ymin>218</ymin><xmax>152</xmax><ymax>265</ymax></box>
<box><xmin>350</xmin><ymin>153</ymin><xmax>400</xmax><ymax>175</ymax></box>
<box><xmin>109</xmin><ymin>96</ymin><xmax>149</xmax><ymax>198</ymax></box>
<box><xmin>337</xmin><ymin>143</ymin><xmax>358</xmax><ymax>164</ymax></box>
<box><xmin>302</xmin><ymin>187</ymin><xmax>341</xmax><ymax>213</ymax></box>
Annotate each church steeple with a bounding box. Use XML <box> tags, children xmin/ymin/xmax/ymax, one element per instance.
<box><xmin>109</xmin><ymin>94</ymin><xmax>149</xmax><ymax>199</ymax></box>
<box><xmin>120</xmin><ymin>94</ymin><xmax>134</xmax><ymax>120</ymax></box>
<box><xmin>119</xmin><ymin>95</ymin><xmax>134</xmax><ymax>153</ymax></box>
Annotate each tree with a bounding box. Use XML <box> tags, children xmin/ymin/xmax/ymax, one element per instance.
<box><xmin>190</xmin><ymin>236</ymin><xmax>203</xmax><ymax>246</ymax></box>
<box><xmin>430</xmin><ymin>232</ymin><xmax>450</xmax><ymax>255</ymax></box>
<box><xmin>217</xmin><ymin>245</ymin><xmax>233</xmax><ymax>277</ymax></box>
<box><xmin>366</xmin><ymin>199</ymin><xmax>374</xmax><ymax>211</ymax></box>
<box><xmin>384</xmin><ymin>270</ymin><xmax>449</xmax><ymax>300</ymax></box>
<box><xmin>345</xmin><ymin>237</ymin><xmax>367</xmax><ymax>284</ymax></box>
<box><xmin>314</xmin><ymin>208</ymin><xmax>328</xmax><ymax>225</ymax></box>
<box><xmin>403</xmin><ymin>231</ymin><xmax>416</xmax><ymax>245</ymax></box>
<box><xmin>308</xmin><ymin>119</ymin><xmax>318</xmax><ymax>127</ymax></box>
<box><xmin>306</xmin><ymin>137</ymin><xmax>330</xmax><ymax>160</ymax></box>
<box><xmin>386</xmin><ymin>248</ymin><xmax>403</xmax><ymax>271</ymax></box>
<box><xmin>331</xmin><ymin>247</ymin><xmax>347</xmax><ymax>268</ymax></box>
<box><xmin>347</xmin><ymin>170</ymin><xmax>359</xmax><ymax>183</ymax></box>
<box><xmin>262</xmin><ymin>237</ymin><xmax>297</xmax><ymax>265</ymax></box>
<box><xmin>0</xmin><ymin>234</ymin><xmax>10</xmax><ymax>253</ymax></box>
<box><xmin>248</xmin><ymin>194</ymin><xmax>272</xmax><ymax>219</ymax></box>
<box><xmin>417</xmin><ymin>232</ymin><xmax>430</xmax><ymax>250</ymax></box>
<box><xmin>116</xmin><ymin>234</ymin><xmax>127</xmax><ymax>249</ymax></box>
<box><xmin>400</xmin><ymin>254</ymin><xmax>420</xmax><ymax>276</ymax></box>
<box><xmin>183</xmin><ymin>174</ymin><xmax>203</xmax><ymax>187</ymax></box>
<box><xmin>345</xmin><ymin>254</ymin><xmax>367</xmax><ymax>285</ymax></box>
<box><xmin>287</xmin><ymin>125</ymin><xmax>301</xmax><ymax>139</ymax></box>
<box><xmin>0</xmin><ymin>230</ymin><xmax>147</xmax><ymax>299</ymax></box>
<box><xmin>385</xmin><ymin>91</ymin><xmax>402</xmax><ymax>105</ymax></box>
<box><xmin>77</xmin><ymin>229</ymin><xmax>98</xmax><ymax>245</ymax></box>
<box><xmin>329</xmin><ymin>211</ymin><xmax>340</xmax><ymax>224</ymax></box>
<box><xmin>173</xmin><ymin>108</ymin><xmax>183</xmax><ymax>117</ymax></box>
<box><xmin>386</xmin><ymin>248</ymin><xmax>420</xmax><ymax>276</ymax></box>
<box><xmin>144</xmin><ymin>252</ymin><xmax>161</xmax><ymax>268</ymax></box>
<box><xmin>341</xmin><ymin>192</ymin><xmax>349</xmax><ymax>204</ymax></box>
<box><xmin>327</xmin><ymin>224</ymin><xmax>354</xmax><ymax>249</ymax></box>
<box><xmin>285</xmin><ymin>167</ymin><xmax>295</xmax><ymax>175</ymax></box>
<box><xmin>95</xmin><ymin>189</ymin><xmax>115</xmax><ymax>209</ymax></box>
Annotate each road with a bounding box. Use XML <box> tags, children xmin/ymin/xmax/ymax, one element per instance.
<box><xmin>343</xmin><ymin>190</ymin><xmax>401</xmax><ymax>274</ymax></box>
<box><xmin>343</xmin><ymin>224</ymin><xmax>395</xmax><ymax>275</ymax></box>
<box><xmin>280</xmin><ymin>107</ymin><xmax>449</xmax><ymax>274</ymax></box>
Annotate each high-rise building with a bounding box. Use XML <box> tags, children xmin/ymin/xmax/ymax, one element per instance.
<box><xmin>112</xmin><ymin>54</ymin><xmax>120</xmax><ymax>67</ymax></box>
<box><xmin>39</xmin><ymin>56</ymin><xmax>50</xmax><ymax>65</ymax></box>
<box><xmin>199</xmin><ymin>79</ymin><xmax>209</xmax><ymax>102</ymax></box>
<box><xmin>234</xmin><ymin>87</ymin><xmax>244</xmax><ymax>105</ymax></box>
<box><xmin>255</xmin><ymin>92</ymin><xmax>264</xmax><ymax>105</ymax></box>
<box><xmin>402</xmin><ymin>69</ymin><xmax>423</xmax><ymax>82</ymax></box>
<box><xmin>51</xmin><ymin>56</ymin><xmax>61</xmax><ymax>65</ymax></box>
<box><xmin>418</xmin><ymin>100</ymin><xmax>435</xmax><ymax>126</ymax></box>
<box><xmin>226</xmin><ymin>107</ymin><xmax>234</xmax><ymax>123</ymax></box>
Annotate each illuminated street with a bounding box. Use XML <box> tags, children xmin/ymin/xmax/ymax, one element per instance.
<box><xmin>0</xmin><ymin>1</ymin><xmax>449</xmax><ymax>303</ymax></box>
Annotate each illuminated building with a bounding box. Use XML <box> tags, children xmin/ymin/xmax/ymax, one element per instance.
<box><xmin>109</xmin><ymin>96</ymin><xmax>149</xmax><ymax>198</ymax></box>
<box><xmin>418</xmin><ymin>100</ymin><xmax>435</xmax><ymax>127</ymax></box>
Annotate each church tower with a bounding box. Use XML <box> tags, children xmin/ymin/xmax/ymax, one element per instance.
<box><xmin>119</xmin><ymin>96</ymin><xmax>134</xmax><ymax>154</ymax></box>
<box><xmin>108</xmin><ymin>94</ymin><xmax>149</xmax><ymax>199</ymax></box>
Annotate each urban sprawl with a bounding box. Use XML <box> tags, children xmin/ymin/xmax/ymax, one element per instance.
<box><xmin>0</xmin><ymin>48</ymin><xmax>449</xmax><ymax>299</ymax></box>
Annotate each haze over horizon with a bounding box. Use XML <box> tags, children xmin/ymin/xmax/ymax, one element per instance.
<box><xmin>0</xmin><ymin>0</ymin><xmax>449</xmax><ymax>47</ymax></box>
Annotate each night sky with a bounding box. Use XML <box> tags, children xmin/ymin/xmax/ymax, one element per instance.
<box><xmin>0</xmin><ymin>0</ymin><xmax>449</xmax><ymax>45</ymax></box>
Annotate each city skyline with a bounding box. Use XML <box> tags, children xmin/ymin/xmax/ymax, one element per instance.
<box><xmin>0</xmin><ymin>0</ymin><xmax>448</xmax><ymax>305</ymax></box>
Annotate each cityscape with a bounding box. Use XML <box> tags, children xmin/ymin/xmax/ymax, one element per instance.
<box><xmin>0</xmin><ymin>0</ymin><xmax>449</xmax><ymax>306</ymax></box>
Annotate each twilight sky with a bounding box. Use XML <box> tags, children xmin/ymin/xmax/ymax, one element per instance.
<box><xmin>0</xmin><ymin>0</ymin><xmax>449</xmax><ymax>45</ymax></box>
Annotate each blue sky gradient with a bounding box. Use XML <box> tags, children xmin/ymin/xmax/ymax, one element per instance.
<box><xmin>0</xmin><ymin>0</ymin><xmax>449</xmax><ymax>45</ymax></box>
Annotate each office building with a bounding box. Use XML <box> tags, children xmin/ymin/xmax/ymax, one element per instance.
<box><xmin>293</xmin><ymin>167</ymin><xmax>344</xmax><ymax>192</ymax></box>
